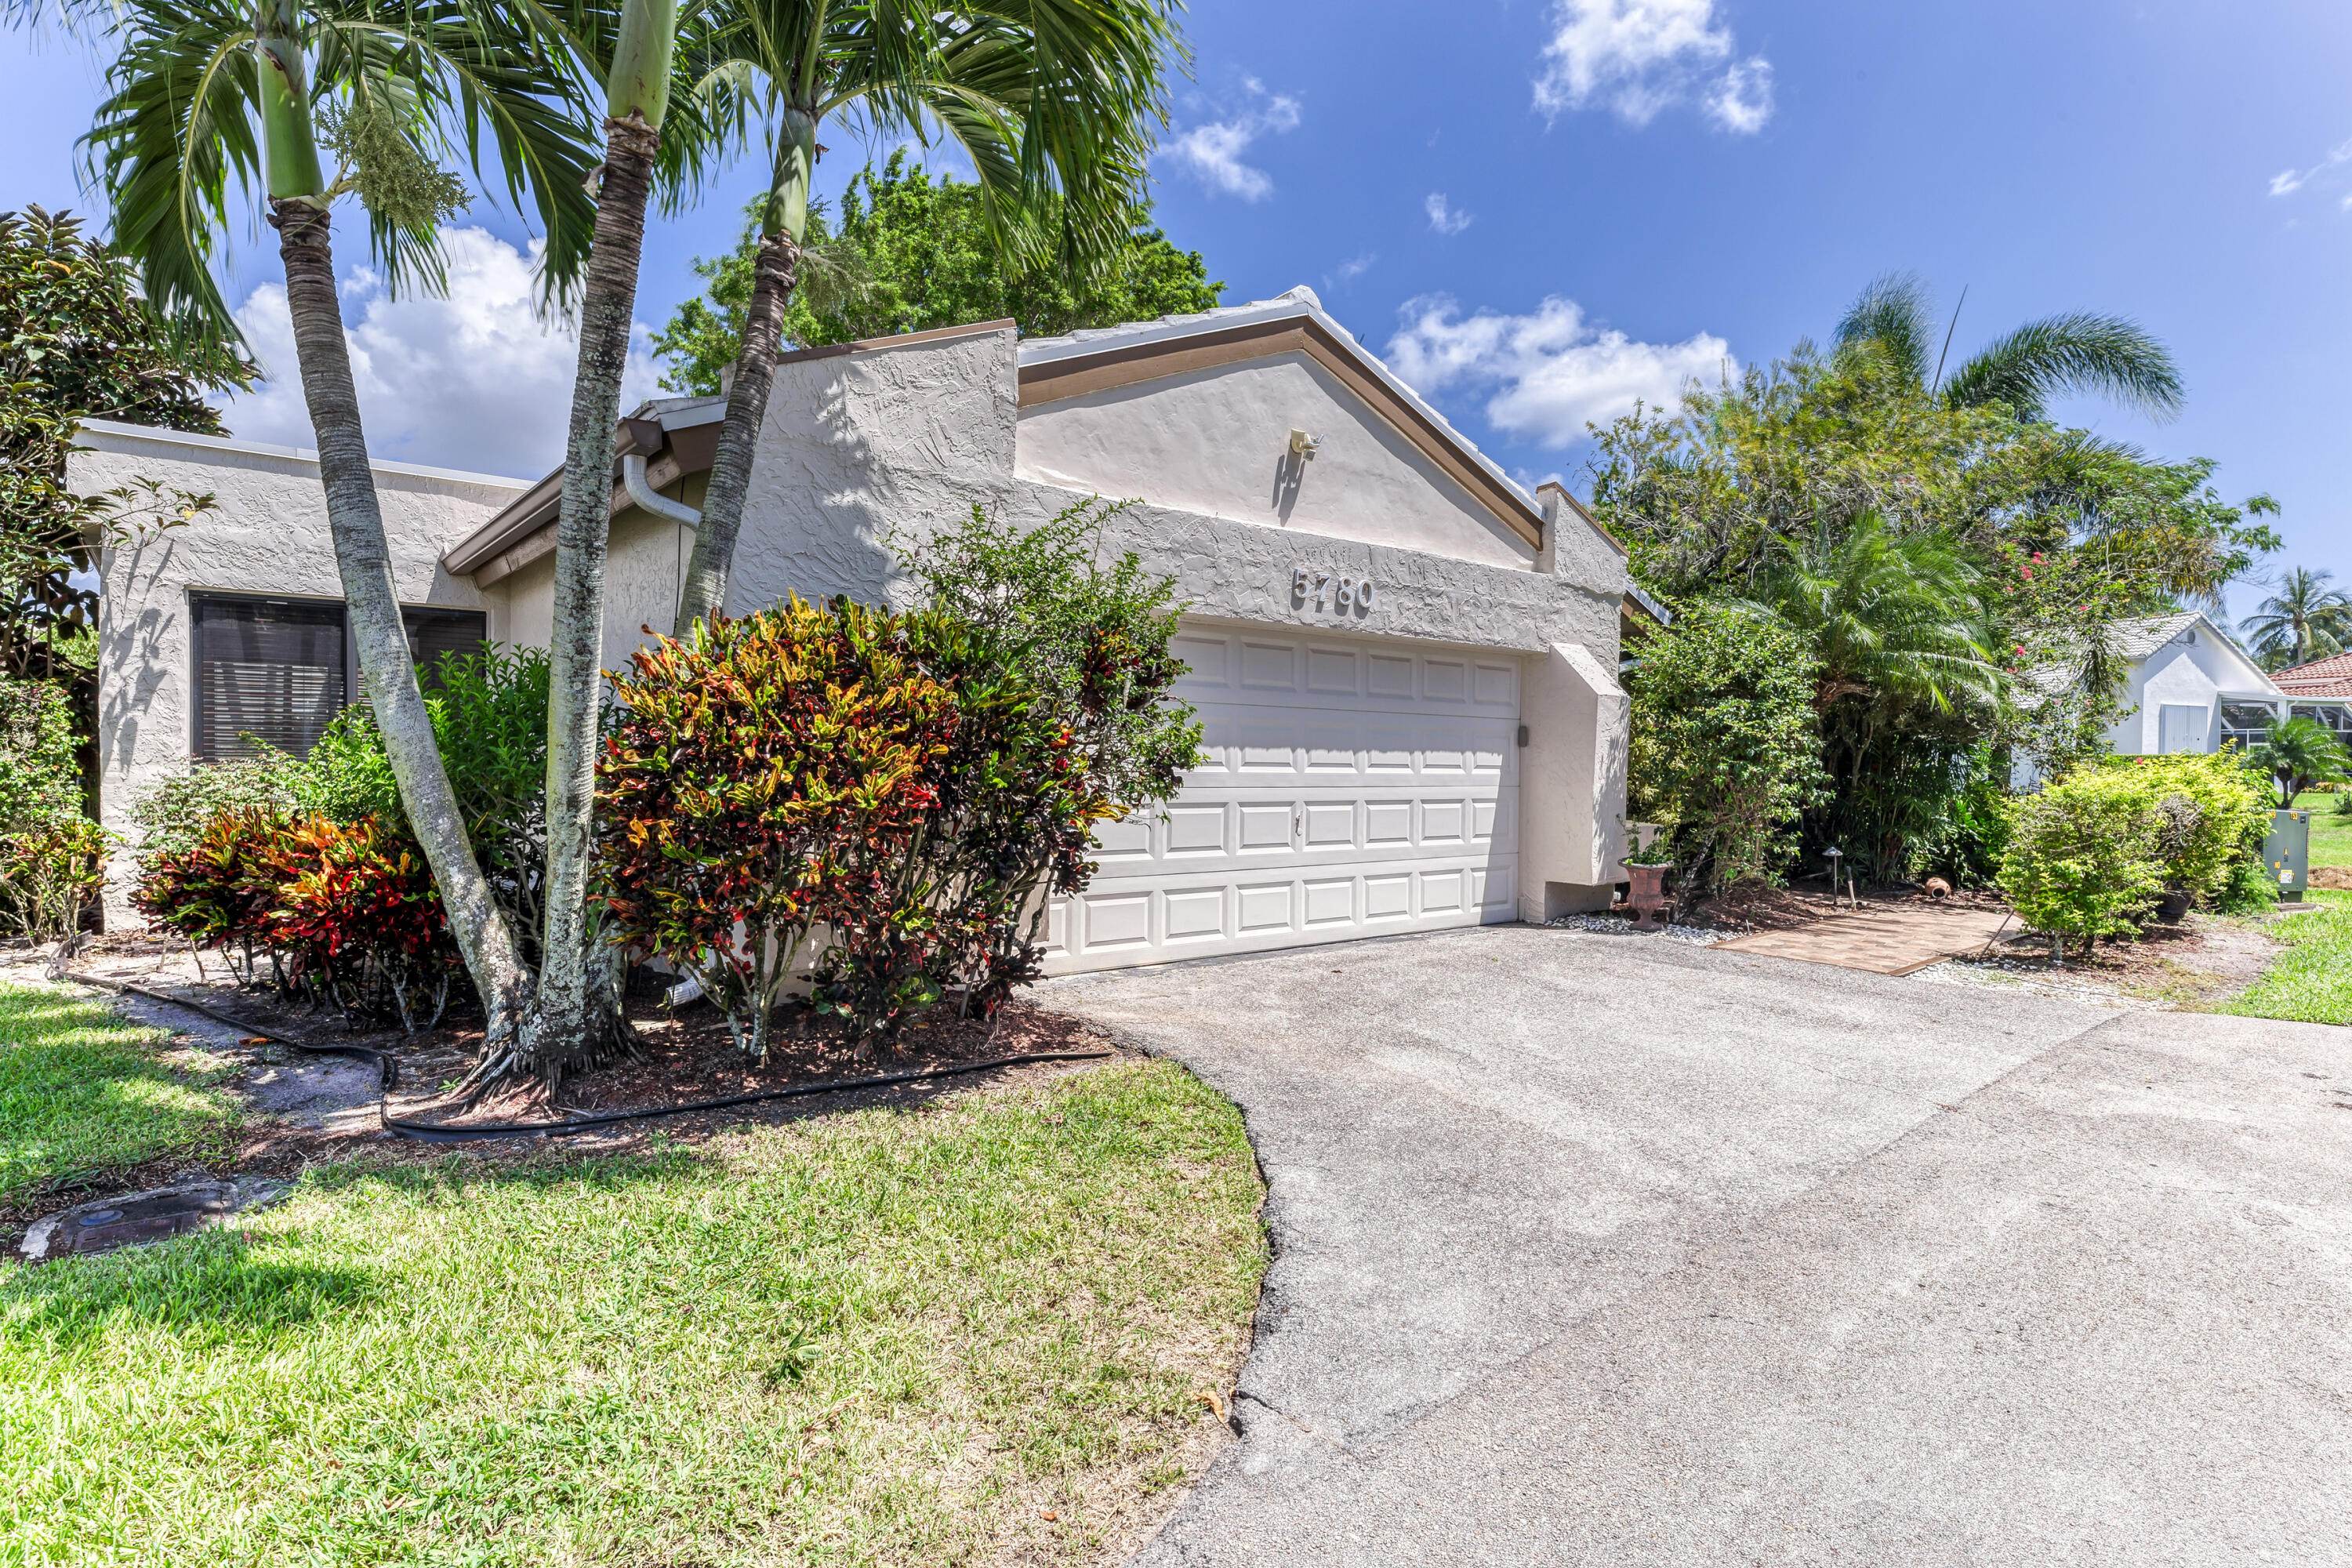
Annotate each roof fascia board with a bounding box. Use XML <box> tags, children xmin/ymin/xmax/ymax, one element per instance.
<box><xmin>1018</xmin><ymin>305</ymin><xmax>1544</xmax><ymax>549</ymax></box>
<box><xmin>75</xmin><ymin>418</ymin><xmax>532</xmax><ymax>491</ymax></box>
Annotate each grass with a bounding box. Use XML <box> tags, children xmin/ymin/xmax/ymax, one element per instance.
<box><xmin>0</xmin><ymin>1058</ymin><xmax>1267</xmax><ymax>1566</ymax></box>
<box><xmin>0</xmin><ymin>982</ymin><xmax>241</xmax><ymax>1205</ymax></box>
<box><xmin>2223</xmin><ymin>888</ymin><xmax>2352</xmax><ymax>1025</ymax></box>
<box><xmin>2289</xmin><ymin>790</ymin><xmax>2351</xmax><ymax>869</ymax></box>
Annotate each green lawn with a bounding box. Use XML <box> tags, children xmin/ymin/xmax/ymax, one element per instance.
<box><xmin>2224</xmin><ymin>888</ymin><xmax>2352</xmax><ymax>1025</ymax></box>
<box><xmin>1</xmin><ymin>1057</ymin><xmax>1267</xmax><ymax>1566</ymax></box>
<box><xmin>2290</xmin><ymin>790</ymin><xmax>2352</xmax><ymax>869</ymax></box>
<box><xmin>0</xmin><ymin>982</ymin><xmax>242</xmax><ymax>1205</ymax></box>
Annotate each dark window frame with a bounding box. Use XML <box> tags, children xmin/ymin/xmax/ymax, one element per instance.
<box><xmin>187</xmin><ymin>590</ymin><xmax>487</xmax><ymax>763</ymax></box>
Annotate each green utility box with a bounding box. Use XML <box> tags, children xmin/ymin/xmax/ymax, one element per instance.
<box><xmin>2264</xmin><ymin>809</ymin><xmax>2310</xmax><ymax>903</ymax></box>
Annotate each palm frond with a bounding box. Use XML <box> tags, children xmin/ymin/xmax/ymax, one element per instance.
<box><xmin>1832</xmin><ymin>271</ymin><xmax>1935</xmax><ymax>387</ymax></box>
<box><xmin>1940</xmin><ymin>312</ymin><xmax>2183</xmax><ymax>422</ymax></box>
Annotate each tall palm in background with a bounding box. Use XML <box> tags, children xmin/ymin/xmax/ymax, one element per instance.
<box><xmin>1834</xmin><ymin>272</ymin><xmax>2185</xmax><ymax>423</ymax></box>
<box><xmin>2242</xmin><ymin>566</ymin><xmax>2352</xmax><ymax>670</ymax></box>
<box><xmin>56</xmin><ymin>0</ymin><xmax>602</xmax><ymax>1065</ymax></box>
<box><xmin>669</xmin><ymin>0</ymin><xmax>1185</xmax><ymax>631</ymax></box>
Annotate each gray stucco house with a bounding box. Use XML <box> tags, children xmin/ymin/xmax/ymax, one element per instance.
<box><xmin>74</xmin><ymin>286</ymin><xmax>1635</xmax><ymax>972</ymax></box>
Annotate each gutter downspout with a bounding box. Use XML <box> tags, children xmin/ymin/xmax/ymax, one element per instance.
<box><xmin>622</xmin><ymin>452</ymin><xmax>701</xmax><ymax>528</ymax></box>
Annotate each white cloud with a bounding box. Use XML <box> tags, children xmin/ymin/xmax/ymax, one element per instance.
<box><xmin>1706</xmin><ymin>56</ymin><xmax>1774</xmax><ymax>134</ymax></box>
<box><xmin>218</xmin><ymin>226</ymin><xmax>657</xmax><ymax>480</ymax></box>
<box><xmin>1160</xmin><ymin>82</ymin><xmax>1301</xmax><ymax>201</ymax></box>
<box><xmin>1326</xmin><ymin>252</ymin><xmax>1377</xmax><ymax>289</ymax></box>
<box><xmin>1425</xmin><ymin>192</ymin><xmax>1475</xmax><ymax>236</ymax></box>
<box><xmin>1533</xmin><ymin>0</ymin><xmax>1773</xmax><ymax>134</ymax></box>
<box><xmin>1386</xmin><ymin>294</ymin><xmax>1729</xmax><ymax>448</ymax></box>
<box><xmin>2268</xmin><ymin>136</ymin><xmax>2352</xmax><ymax>200</ymax></box>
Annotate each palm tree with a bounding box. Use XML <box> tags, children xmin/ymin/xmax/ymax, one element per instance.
<box><xmin>517</xmin><ymin>0</ymin><xmax>695</xmax><ymax>1087</ymax></box>
<box><xmin>2242</xmin><ymin>566</ymin><xmax>2352</xmax><ymax>670</ymax></box>
<box><xmin>668</xmin><ymin>0</ymin><xmax>1185</xmax><ymax>632</ymax></box>
<box><xmin>2252</xmin><ymin>715</ymin><xmax>2351</xmax><ymax>808</ymax></box>
<box><xmin>1754</xmin><ymin>514</ymin><xmax>2002</xmax><ymax>721</ymax></box>
<box><xmin>64</xmin><ymin>0</ymin><xmax>604</xmax><ymax>1067</ymax></box>
<box><xmin>1834</xmin><ymin>273</ymin><xmax>2185</xmax><ymax>423</ymax></box>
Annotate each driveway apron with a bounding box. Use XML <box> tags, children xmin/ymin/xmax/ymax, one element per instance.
<box><xmin>1040</xmin><ymin>924</ymin><xmax>2352</xmax><ymax>1566</ymax></box>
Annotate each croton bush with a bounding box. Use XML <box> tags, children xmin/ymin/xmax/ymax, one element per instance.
<box><xmin>135</xmin><ymin>808</ymin><xmax>459</xmax><ymax>1029</ymax></box>
<box><xmin>601</xmin><ymin>596</ymin><xmax>1120</xmax><ymax>1054</ymax></box>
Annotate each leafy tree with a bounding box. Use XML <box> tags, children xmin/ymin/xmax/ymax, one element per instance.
<box><xmin>1626</xmin><ymin>600</ymin><xmax>1828</xmax><ymax>891</ymax></box>
<box><xmin>1834</xmin><ymin>271</ymin><xmax>2183</xmax><ymax>422</ymax></box>
<box><xmin>2250</xmin><ymin>715</ymin><xmax>2350</xmax><ymax>808</ymax></box>
<box><xmin>2242</xmin><ymin>566</ymin><xmax>2352</xmax><ymax>670</ymax></box>
<box><xmin>0</xmin><ymin>206</ymin><xmax>249</xmax><ymax>780</ymax></box>
<box><xmin>667</xmin><ymin>0</ymin><xmax>1185</xmax><ymax>635</ymax></box>
<box><xmin>652</xmin><ymin>152</ymin><xmax>1222</xmax><ymax>397</ymax></box>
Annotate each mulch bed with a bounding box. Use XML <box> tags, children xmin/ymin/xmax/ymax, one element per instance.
<box><xmin>1675</xmin><ymin>877</ymin><xmax>2010</xmax><ymax>935</ymax></box>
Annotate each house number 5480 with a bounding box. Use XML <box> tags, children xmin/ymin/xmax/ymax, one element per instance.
<box><xmin>1293</xmin><ymin>567</ymin><xmax>1375</xmax><ymax>616</ymax></box>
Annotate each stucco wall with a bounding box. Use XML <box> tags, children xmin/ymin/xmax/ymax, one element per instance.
<box><xmin>1015</xmin><ymin>353</ymin><xmax>1537</xmax><ymax>571</ymax></box>
<box><xmin>1003</xmin><ymin>479</ymin><xmax>1620</xmax><ymax>659</ymax></box>
<box><xmin>722</xmin><ymin>325</ymin><xmax>1019</xmax><ymax>614</ymax></box>
<box><xmin>482</xmin><ymin>473</ymin><xmax>703</xmax><ymax>666</ymax></box>
<box><xmin>72</xmin><ymin>423</ymin><xmax>523</xmax><ymax>924</ymax></box>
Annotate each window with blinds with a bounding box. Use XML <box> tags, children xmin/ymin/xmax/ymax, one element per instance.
<box><xmin>191</xmin><ymin>593</ymin><xmax>488</xmax><ymax>762</ymax></box>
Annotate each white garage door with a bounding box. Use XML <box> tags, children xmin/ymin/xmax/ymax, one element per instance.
<box><xmin>1047</xmin><ymin>622</ymin><xmax>1521</xmax><ymax>973</ymax></box>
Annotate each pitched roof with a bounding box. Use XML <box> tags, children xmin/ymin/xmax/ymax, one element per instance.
<box><xmin>1016</xmin><ymin>286</ymin><xmax>1545</xmax><ymax>550</ymax></box>
<box><xmin>2274</xmin><ymin>649</ymin><xmax>2352</xmax><ymax>699</ymax></box>
<box><xmin>2111</xmin><ymin>611</ymin><xmax>2204</xmax><ymax>658</ymax></box>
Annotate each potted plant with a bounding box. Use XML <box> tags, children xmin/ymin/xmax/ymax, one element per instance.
<box><xmin>1622</xmin><ymin>830</ymin><xmax>1675</xmax><ymax>932</ymax></box>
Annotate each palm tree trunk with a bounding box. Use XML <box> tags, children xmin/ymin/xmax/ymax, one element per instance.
<box><xmin>255</xmin><ymin>0</ymin><xmax>533</xmax><ymax>1050</ymax></box>
<box><xmin>674</xmin><ymin>111</ymin><xmax>815</xmax><ymax>630</ymax></box>
<box><xmin>268</xmin><ymin>199</ymin><xmax>535</xmax><ymax>1043</ymax></box>
<box><xmin>520</xmin><ymin>111</ymin><xmax>662</xmax><ymax>1080</ymax></box>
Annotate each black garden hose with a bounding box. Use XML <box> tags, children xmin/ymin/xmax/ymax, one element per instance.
<box><xmin>64</xmin><ymin>968</ymin><xmax>1110</xmax><ymax>1144</ymax></box>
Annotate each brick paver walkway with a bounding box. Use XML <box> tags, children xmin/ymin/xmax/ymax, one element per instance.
<box><xmin>1711</xmin><ymin>896</ymin><xmax>2017</xmax><ymax>975</ymax></box>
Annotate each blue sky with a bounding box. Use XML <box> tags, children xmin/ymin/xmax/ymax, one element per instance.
<box><xmin>3</xmin><ymin>0</ymin><xmax>2347</xmax><ymax>623</ymax></box>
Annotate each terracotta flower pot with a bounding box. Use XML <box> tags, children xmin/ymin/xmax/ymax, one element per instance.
<box><xmin>1627</xmin><ymin>863</ymin><xmax>1671</xmax><ymax>931</ymax></box>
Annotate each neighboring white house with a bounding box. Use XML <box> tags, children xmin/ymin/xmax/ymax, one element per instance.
<box><xmin>74</xmin><ymin>287</ymin><xmax>1638</xmax><ymax>971</ymax></box>
<box><xmin>2014</xmin><ymin>611</ymin><xmax>2289</xmax><ymax>788</ymax></box>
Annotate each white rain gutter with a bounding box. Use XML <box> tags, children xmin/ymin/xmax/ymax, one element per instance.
<box><xmin>622</xmin><ymin>452</ymin><xmax>700</xmax><ymax>528</ymax></box>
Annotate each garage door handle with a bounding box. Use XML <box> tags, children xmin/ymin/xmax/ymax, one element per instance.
<box><xmin>1293</xmin><ymin>804</ymin><xmax>1302</xmax><ymax>847</ymax></box>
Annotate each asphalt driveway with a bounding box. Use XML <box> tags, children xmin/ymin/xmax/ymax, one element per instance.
<box><xmin>1039</xmin><ymin>923</ymin><xmax>2352</xmax><ymax>1566</ymax></box>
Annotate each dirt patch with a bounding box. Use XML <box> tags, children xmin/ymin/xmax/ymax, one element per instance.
<box><xmin>2313</xmin><ymin>866</ymin><xmax>2352</xmax><ymax>891</ymax></box>
<box><xmin>1947</xmin><ymin>910</ymin><xmax>2290</xmax><ymax>1008</ymax></box>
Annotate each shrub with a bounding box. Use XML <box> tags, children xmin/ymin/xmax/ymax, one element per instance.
<box><xmin>601</xmin><ymin>599</ymin><xmax>967</xmax><ymax>1055</ymax></box>
<box><xmin>129</xmin><ymin>756</ymin><xmax>306</xmax><ymax>861</ymax></box>
<box><xmin>267</xmin><ymin>815</ymin><xmax>461</xmax><ymax>1027</ymax></box>
<box><xmin>2088</xmin><ymin>750</ymin><xmax>2269</xmax><ymax>902</ymax></box>
<box><xmin>1628</xmin><ymin>600</ymin><xmax>1828</xmax><ymax>891</ymax></box>
<box><xmin>602</xmin><ymin>597</ymin><xmax>1129</xmax><ymax>1054</ymax></box>
<box><xmin>1997</xmin><ymin>768</ymin><xmax>2164</xmax><ymax>954</ymax></box>
<box><xmin>0</xmin><ymin>673</ymin><xmax>104</xmax><ymax>939</ymax></box>
<box><xmin>132</xmin><ymin>808</ymin><xmax>292</xmax><ymax>978</ymax></box>
<box><xmin>892</xmin><ymin>497</ymin><xmax>1203</xmax><ymax>814</ymax></box>
<box><xmin>132</xmin><ymin>808</ymin><xmax>458</xmax><ymax>1028</ymax></box>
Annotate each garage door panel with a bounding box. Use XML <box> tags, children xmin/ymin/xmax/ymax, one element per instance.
<box><xmin>1240</xmin><ymin>641</ymin><xmax>1297</xmax><ymax>689</ymax></box>
<box><xmin>1305</xmin><ymin>647</ymin><xmax>1360</xmax><ymax>694</ymax></box>
<box><xmin>1163</xmin><ymin>886</ymin><xmax>1226</xmax><ymax>942</ymax></box>
<box><xmin>1051</xmin><ymin>623</ymin><xmax>1521</xmax><ymax>973</ymax></box>
<box><xmin>1164</xmin><ymin>804</ymin><xmax>1228</xmax><ymax>855</ymax></box>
